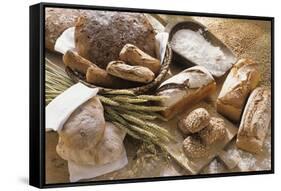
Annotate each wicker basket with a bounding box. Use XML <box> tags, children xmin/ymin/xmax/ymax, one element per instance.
<box><xmin>66</xmin><ymin>44</ymin><xmax>172</xmax><ymax>95</ymax></box>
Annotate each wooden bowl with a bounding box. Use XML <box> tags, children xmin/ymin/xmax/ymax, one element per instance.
<box><xmin>166</xmin><ymin>19</ymin><xmax>237</xmax><ymax>78</ymax></box>
<box><xmin>66</xmin><ymin>44</ymin><xmax>172</xmax><ymax>95</ymax></box>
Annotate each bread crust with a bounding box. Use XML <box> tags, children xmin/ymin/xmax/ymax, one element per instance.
<box><xmin>157</xmin><ymin>66</ymin><xmax>216</xmax><ymax>119</ymax></box>
<box><xmin>45</xmin><ymin>8</ymin><xmax>85</xmax><ymax>51</ymax></box>
<box><xmin>75</xmin><ymin>11</ymin><xmax>157</xmax><ymax>69</ymax></box>
<box><xmin>199</xmin><ymin>117</ymin><xmax>226</xmax><ymax>145</ymax></box>
<box><xmin>183</xmin><ymin>136</ymin><xmax>210</xmax><ymax>159</ymax></box>
<box><xmin>217</xmin><ymin>59</ymin><xmax>260</xmax><ymax>122</ymax></box>
<box><xmin>178</xmin><ymin>108</ymin><xmax>210</xmax><ymax>134</ymax></box>
<box><xmin>236</xmin><ymin>87</ymin><xmax>271</xmax><ymax>154</ymax></box>
<box><xmin>56</xmin><ymin>97</ymin><xmax>106</xmax><ymax>165</ymax></box>
<box><xmin>119</xmin><ymin>44</ymin><xmax>161</xmax><ymax>74</ymax></box>
<box><xmin>86</xmin><ymin>66</ymin><xmax>136</xmax><ymax>88</ymax></box>
<box><xmin>63</xmin><ymin>50</ymin><xmax>93</xmax><ymax>74</ymax></box>
<box><xmin>106</xmin><ymin>61</ymin><xmax>155</xmax><ymax>83</ymax></box>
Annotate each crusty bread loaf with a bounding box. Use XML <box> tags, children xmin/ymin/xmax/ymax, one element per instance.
<box><xmin>63</xmin><ymin>50</ymin><xmax>93</xmax><ymax>74</ymax></box>
<box><xmin>217</xmin><ymin>59</ymin><xmax>260</xmax><ymax>122</ymax></box>
<box><xmin>45</xmin><ymin>8</ymin><xmax>85</xmax><ymax>51</ymax></box>
<box><xmin>106</xmin><ymin>61</ymin><xmax>155</xmax><ymax>83</ymax></box>
<box><xmin>86</xmin><ymin>66</ymin><xmax>136</xmax><ymax>89</ymax></box>
<box><xmin>236</xmin><ymin>87</ymin><xmax>271</xmax><ymax>154</ymax></box>
<box><xmin>86</xmin><ymin>66</ymin><xmax>117</xmax><ymax>88</ymax></box>
<box><xmin>56</xmin><ymin>97</ymin><xmax>106</xmax><ymax>165</ymax></box>
<box><xmin>119</xmin><ymin>44</ymin><xmax>161</xmax><ymax>74</ymax></box>
<box><xmin>75</xmin><ymin>11</ymin><xmax>157</xmax><ymax>69</ymax></box>
<box><xmin>56</xmin><ymin>98</ymin><xmax>125</xmax><ymax>166</ymax></box>
<box><xmin>157</xmin><ymin>66</ymin><xmax>216</xmax><ymax>119</ymax></box>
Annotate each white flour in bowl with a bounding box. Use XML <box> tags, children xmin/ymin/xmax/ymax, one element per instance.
<box><xmin>171</xmin><ymin>29</ymin><xmax>235</xmax><ymax>77</ymax></box>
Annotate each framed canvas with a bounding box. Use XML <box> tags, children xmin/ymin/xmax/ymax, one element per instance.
<box><xmin>29</xmin><ymin>2</ymin><xmax>274</xmax><ymax>188</ymax></box>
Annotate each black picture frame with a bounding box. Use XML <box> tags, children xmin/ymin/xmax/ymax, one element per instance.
<box><xmin>29</xmin><ymin>2</ymin><xmax>275</xmax><ymax>188</ymax></box>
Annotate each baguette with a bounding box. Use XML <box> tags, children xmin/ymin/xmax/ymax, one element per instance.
<box><xmin>86</xmin><ymin>66</ymin><xmax>135</xmax><ymax>88</ymax></box>
<box><xmin>63</xmin><ymin>50</ymin><xmax>93</xmax><ymax>74</ymax></box>
<box><xmin>236</xmin><ymin>87</ymin><xmax>271</xmax><ymax>154</ymax></box>
<box><xmin>62</xmin><ymin>50</ymin><xmax>134</xmax><ymax>88</ymax></box>
<box><xmin>217</xmin><ymin>59</ymin><xmax>260</xmax><ymax>122</ymax></box>
<box><xmin>106</xmin><ymin>61</ymin><xmax>155</xmax><ymax>83</ymax></box>
<box><xmin>119</xmin><ymin>44</ymin><xmax>161</xmax><ymax>74</ymax></box>
<box><xmin>157</xmin><ymin>66</ymin><xmax>216</xmax><ymax>119</ymax></box>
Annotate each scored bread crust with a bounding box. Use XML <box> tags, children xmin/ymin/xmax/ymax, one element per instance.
<box><xmin>236</xmin><ymin>87</ymin><xmax>271</xmax><ymax>154</ymax></box>
<box><xmin>216</xmin><ymin>59</ymin><xmax>260</xmax><ymax>122</ymax></box>
<box><xmin>75</xmin><ymin>11</ymin><xmax>157</xmax><ymax>69</ymax></box>
<box><xmin>45</xmin><ymin>8</ymin><xmax>86</xmax><ymax>51</ymax></box>
<box><xmin>157</xmin><ymin>66</ymin><xmax>216</xmax><ymax>119</ymax></box>
<box><xmin>106</xmin><ymin>61</ymin><xmax>155</xmax><ymax>83</ymax></box>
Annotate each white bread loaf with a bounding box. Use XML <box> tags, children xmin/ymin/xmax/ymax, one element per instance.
<box><xmin>157</xmin><ymin>66</ymin><xmax>216</xmax><ymax>119</ymax></box>
<box><xmin>236</xmin><ymin>87</ymin><xmax>271</xmax><ymax>154</ymax></box>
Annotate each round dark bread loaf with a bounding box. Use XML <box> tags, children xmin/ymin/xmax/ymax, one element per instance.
<box><xmin>45</xmin><ymin>8</ymin><xmax>85</xmax><ymax>51</ymax></box>
<box><xmin>75</xmin><ymin>11</ymin><xmax>157</xmax><ymax>69</ymax></box>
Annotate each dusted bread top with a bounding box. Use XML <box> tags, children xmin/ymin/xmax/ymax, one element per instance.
<box><xmin>156</xmin><ymin>66</ymin><xmax>216</xmax><ymax>119</ymax></box>
<box><xmin>217</xmin><ymin>59</ymin><xmax>260</xmax><ymax>121</ymax></box>
<box><xmin>158</xmin><ymin>66</ymin><xmax>214</xmax><ymax>89</ymax></box>
<box><xmin>56</xmin><ymin>96</ymin><xmax>126</xmax><ymax>166</ymax></box>
<box><xmin>157</xmin><ymin>66</ymin><xmax>215</xmax><ymax>108</ymax></box>
<box><xmin>75</xmin><ymin>11</ymin><xmax>157</xmax><ymax>69</ymax></box>
<box><xmin>56</xmin><ymin>97</ymin><xmax>106</xmax><ymax>165</ymax></box>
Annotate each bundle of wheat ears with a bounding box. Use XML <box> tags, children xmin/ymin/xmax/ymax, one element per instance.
<box><xmin>45</xmin><ymin>58</ymin><xmax>176</xmax><ymax>148</ymax></box>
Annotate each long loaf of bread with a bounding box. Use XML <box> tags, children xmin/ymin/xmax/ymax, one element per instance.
<box><xmin>236</xmin><ymin>87</ymin><xmax>271</xmax><ymax>154</ymax></box>
<box><xmin>119</xmin><ymin>44</ymin><xmax>161</xmax><ymax>74</ymax></box>
<box><xmin>106</xmin><ymin>61</ymin><xmax>155</xmax><ymax>83</ymax></box>
<box><xmin>63</xmin><ymin>50</ymin><xmax>93</xmax><ymax>74</ymax></box>
<box><xmin>216</xmin><ymin>59</ymin><xmax>260</xmax><ymax>122</ymax></box>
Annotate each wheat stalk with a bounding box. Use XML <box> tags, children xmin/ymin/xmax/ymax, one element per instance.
<box><xmin>45</xmin><ymin>58</ymin><xmax>175</xmax><ymax>145</ymax></box>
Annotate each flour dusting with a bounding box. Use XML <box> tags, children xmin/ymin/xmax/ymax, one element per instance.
<box><xmin>171</xmin><ymin>29</ymin><xmax>235</xmax><ymax>77</ymax></box>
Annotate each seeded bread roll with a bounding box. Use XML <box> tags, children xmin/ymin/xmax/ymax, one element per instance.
<box><xmin>45</xmin><ymin>8</ymin><xmax>85</xmax><ymax>51</ymax></box>
<box><xmin>157</xmin><ymin>66</ymin><xmax>216</xmax><ymax>119</ymax></box>
<box><xmin>236</xmin><ymin>87</ymin><xmax>271</xmax><ymax>154</ymax></box>
<box><xmin>178</xmin><ymin>108</ymin><xmax>210</xmax><ymax>135</ymax></box>
<box><xmin>183</xmin><ymin>136</ymin><xmax>210</xmax><ymax>159</ymax></box>
<box><xmin>217</xmin><ymin>59</ymin><xmax>260</xmax><ymax>122</ymax></box>
<box><xmin>75</xmin><ymin>11</ymin><xmax>157</xmax><ymax>69</ymax></box>
<box><xmin>199</xmin><ymin>117</ymin><xmax>226</xmax><ymax>145</ymax></box>
<box><xmin>106</xmin><ymin>61</ymin><xmax>155</xmax><ymax>83</ymax></box>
